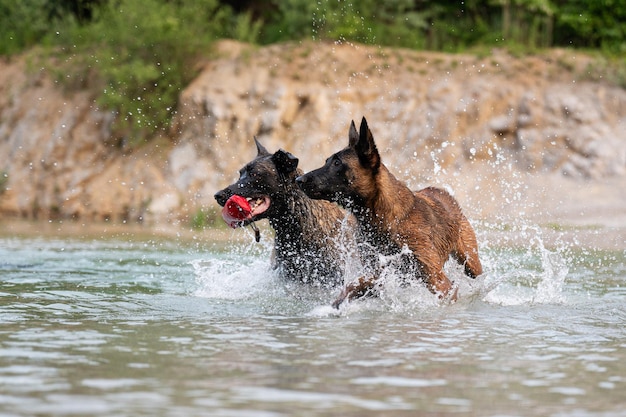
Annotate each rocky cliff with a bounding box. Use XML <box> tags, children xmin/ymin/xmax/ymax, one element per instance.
<box><xmin>1</xmin><ymin>41</ymin><xmax>625</xmax><ymax>228</ymax></box>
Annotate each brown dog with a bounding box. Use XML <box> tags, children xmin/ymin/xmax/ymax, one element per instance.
<box><xmin>296</xmin><ymin>117</ymin><xmax>482</xmax><ymax>307</ymax></box>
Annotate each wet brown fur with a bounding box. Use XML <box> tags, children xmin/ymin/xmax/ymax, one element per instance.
<box><xmin>296</xmin><ymin>118</ymin><xmax>482</xmax><ymax>306</ymax></box>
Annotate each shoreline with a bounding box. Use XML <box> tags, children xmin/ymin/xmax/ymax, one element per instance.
<box><xmin>0</xmin><ymin>218</ymin><xmax>252</xmax><ymax>248</ymax></box>
<box><xmin>1</xmin><ymin>217</ymin><xmax>623</xmax><ymax>252</ymax></box>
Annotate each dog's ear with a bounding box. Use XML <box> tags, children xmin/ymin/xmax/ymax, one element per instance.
<box><xmin>272</xmin><ymin>149</ymin><xmax>299</xmax><ymax>174</ymax></box>
<box><xmin>348</xmin><ymin>120</ymin><xmax>358</xmax><ymax>147</ymax></box>
<box><xmin>356</xmin><ymin>117</ymin><xmax>380</xmax><ymax>171</ymax></box>
<box><xmin>254</xmin><ymin>137</ymin><xmax>270</xmax><ymax>156</ymax></box>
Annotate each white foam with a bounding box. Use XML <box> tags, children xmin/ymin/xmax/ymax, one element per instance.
<box><xmin>195</xmin><ymin>217</ymin><xmax>571</xmax><ymax>313</ymax></box>
<box><xmin>191</xmin><ymin>256</ymin><xmax>279</xmax><ymax>300</ymax></box>
<box><xmin>480</xmin><ymin>232</ymin><xmax>569</xmax><ymax>306</ymax></box>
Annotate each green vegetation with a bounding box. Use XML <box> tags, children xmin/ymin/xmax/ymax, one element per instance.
<box><xmin>0</xmin><ymin>171</ymin><xmax>8</xmax><ymax>195</ymax></box>
<box><xmin>67</xmin><ymin>0</ymin><xmax>222</xmax><ymax>146</ymax></box>
<box><xmin>1</xmin><ymin>0</ymin><xmax>625</xmax><ymax>146</ymax></box>
<box><xmin>42</xmin><ymin>0</ymin><xmax>238</xmax><ymax>146</ymax></box>
<box><xmin>191</xmin><ymin>206</ymin><xmax>226</xmax><ymax>230</ymax></box>
<box><xmin>257</xmin><ymin>0</ymin><xmax>626</xmax><ymax>53</ymax></box>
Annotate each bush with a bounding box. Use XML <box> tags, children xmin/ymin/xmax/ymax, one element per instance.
<box><xmin>49</xmin><ymin>0</ymin><xmax>236</xmax><ymax>147</ymax></box>
<box><xmin>260</xmin><ymin>0</ymin><xmax>429</xmax><ymax>48</ymax></box>
<box><xmin>0</xmin><ymin>0</ymin><xmax>50</xmax><ymax>55</ymax></box>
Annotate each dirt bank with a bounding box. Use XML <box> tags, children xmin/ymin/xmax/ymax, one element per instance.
<box><xmin>0</xmin><ymin>41</ymin><xmax>624</xmax><ymax>244</ymax></box>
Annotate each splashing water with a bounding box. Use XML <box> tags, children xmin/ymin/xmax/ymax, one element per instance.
<box><xmin>197</xmin><ymin>111</ymin><xmax>605</xmax><ymax>316</ymax></box>
<box><xmin>191</xmin><ymin>220</ymin><xmax>572</xmax><ymax>316</ymax></box>
<box><xmin>191</xmin><ymin>256</ymin><xmax>277</xmax><ymax>301</ymax></box>
<box><xmin>533</xmin><ymin>237</ymin><xmax>569</xmax><ymax>304</ymax></box>
<box><xmin>480</xmin><ymin>229</ymin><xmax>570</xmax><ymax>306</ymax></box>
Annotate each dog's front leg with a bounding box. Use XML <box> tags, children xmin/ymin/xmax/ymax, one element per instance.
<box><xmin>426</xmin><ymin>271</ymin><xmax>458</xmax><ymax>302</ymax></box>
<box><xmin>332</xmin><ymin>276</ymin><xmax>378</xmax><ymax>308</ymax></box>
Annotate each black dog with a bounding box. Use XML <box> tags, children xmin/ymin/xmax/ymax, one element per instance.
<box><xmin>297</xmin><ymin>118</ymin><xmax>482</xmax><ymax>306</ymax></box>
<box><xmin>214</xmin><ymin>139</ymin><xmax>351</xmax><ymax>287</ymax></box>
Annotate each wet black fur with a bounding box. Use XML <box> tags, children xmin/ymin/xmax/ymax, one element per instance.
<box><xmin>214</xmin><ymin>139</ymin><xmax>349</xmax><ymax>287</ymax></box>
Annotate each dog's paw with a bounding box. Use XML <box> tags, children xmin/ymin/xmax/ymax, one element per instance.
<box><xmin>438</xmin><ymin>283</ymin><xmax>459</xmax><ymax>304</ymax></box>
<box><xmin>331</xmin><ymin>292</ymin><xmax>348</xmax><ymax>309</ymax></box>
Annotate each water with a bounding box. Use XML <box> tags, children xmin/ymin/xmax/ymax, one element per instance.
<box><xmin>1</xmin><ymin>224</ymin><xmax>625</xmax><ymax>417</ymax></box>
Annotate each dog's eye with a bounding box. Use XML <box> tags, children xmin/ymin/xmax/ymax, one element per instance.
<box><xmin>333</xmin><ymin>159</ymin><xmax>341</xmax><ymax>167</ymax></box>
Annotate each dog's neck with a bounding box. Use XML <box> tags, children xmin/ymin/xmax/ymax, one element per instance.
<box><xmin>352</xmin><ymin>165</ymin><xmax>413</xmax><ymax>218</ymax></box>
<box><xmin>350</xmin><ymin>164</ymin><xmax>414</xmax><ymax>238</ymax></box>
<box><xmin>268</xmin><ymin>183</ymin><xmax>319</xmax><ymax>239</ymax></box>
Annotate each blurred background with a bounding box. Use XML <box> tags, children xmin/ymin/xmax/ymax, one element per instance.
<box><xmin>0</xmin><ymin>0</ymin><xmax>624</xmax><ymax>237</ymax></box>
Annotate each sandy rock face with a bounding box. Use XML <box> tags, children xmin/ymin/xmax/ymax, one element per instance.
<box><xmin>0</xmin><ymin>61</ymin><xmax>111</xmax><ymax>219</ymax></box>
<box><xmin>174</xmin><ymin>43</ymin><xmax>626</xmax><ymax>181</ymax></box>
<box><xmin>0</xmin><ymin>59</ymin><xmax>175</xmax><ymax>222</ymax></box>
<box><xmin>1</xmin><ymin>42</ymin><xmax>625</xmax><ymax>225</ymax></box>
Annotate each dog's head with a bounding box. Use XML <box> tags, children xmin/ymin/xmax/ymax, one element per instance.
<box><xmin>296</xmin><ymin>117</ymin><xmax>380</xmax><ymax>208</ymax></box>
<box><xmin>214</xmin><ymin>138</ymin><xmax>300</xmax><ymax>222</ymax></box>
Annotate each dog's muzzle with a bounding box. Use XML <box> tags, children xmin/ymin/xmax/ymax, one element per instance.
<box><xmin>296</xmin><ymin>174</ymin><xmax>322</xmax><ymax>199</ymax></box>
<box><xmin>214</xmin><ymin>189</ymin><xmax>232</xmax><ymax>206</ymax></box>
<box><xmin>295</xmin><ymin>175</ymin><xmax>312</xmax><ymax>193</ymax></box>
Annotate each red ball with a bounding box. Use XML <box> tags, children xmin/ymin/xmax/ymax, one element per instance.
<box><xmin>222</xmin><ymin>195</ymin><xmax>252</xmax><ymax>228</ymax></box>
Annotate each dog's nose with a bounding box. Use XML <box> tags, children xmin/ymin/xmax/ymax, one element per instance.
<box><xmin>214</xmin><ymin>189</ymin><xmax>229</xmax><ymax>206</ymax></box>
<box><xmin>295</xmin><ymin>175</ymin><xmax>307</xmax><ymax>185</ymax></box>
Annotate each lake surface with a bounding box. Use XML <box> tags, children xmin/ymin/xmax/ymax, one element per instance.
<box><xmin>1</xmin><ymin>222</ymin><xmax>625</xmax><ymax>416</ymax></box>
